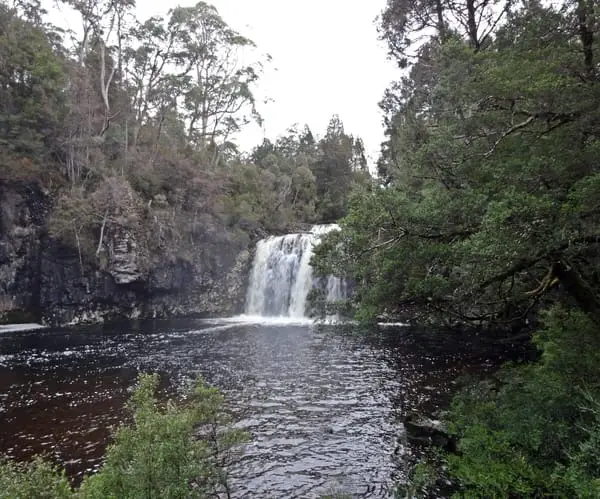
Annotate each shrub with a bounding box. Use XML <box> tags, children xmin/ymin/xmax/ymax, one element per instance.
<box><xmin>0</xmin><ymin>458</ymin><xmax>72</xmax><ymax>499</ymax></box>
<box><xmin>0</xmin><ymin>374</ymin><xmax>248</xmax><ymax>499</ymax></box>
<box><xmin>447</xmin><ymin>307</ymin><xmax>600</xmax><ymax>497</ymax></box>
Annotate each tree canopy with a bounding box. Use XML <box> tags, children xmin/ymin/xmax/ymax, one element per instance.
<box><xmin>0</xmin><ymin>0</ymin><xmax>367</xmax><ymax>267</ymax></box>
<box><xmin>317</xmin><ymin>0</ymin><xmax>600</xmax><ymax>328</ymax></box>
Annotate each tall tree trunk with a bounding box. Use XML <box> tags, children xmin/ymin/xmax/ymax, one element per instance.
<box><xmin>99</xmin><ymin>41</ymin><xmax>116</xmax><ymax>135</ymax></box>
<box><xmin>466</xmin><ymin>0</ymin><xmax>480</xmax><ymax>50</ymax></box>
<box><xmin>577</xmin><ymin>0</ymin><xmax>595</xmax><ymax>77</ymax></box>
<box><xmin>435</xmin><ymin>0</ymin><xmax>446</xmax><ymax>42</ymax></box>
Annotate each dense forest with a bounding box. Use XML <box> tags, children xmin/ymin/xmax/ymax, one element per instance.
<box><xmin>314</xmin><ymin>0</ymin><xmax>600</xmax><ymax>496</ymax></box>
<box><xmin>0</xmin><ymin>0</ymin><xmax>368</xmax><ymax>267</ymax></box>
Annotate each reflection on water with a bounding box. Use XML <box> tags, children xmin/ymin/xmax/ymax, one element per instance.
<box><xmin>0</xmin><ymin>319</ymin><xmax>522</xmax><ymax>497</ymax></box>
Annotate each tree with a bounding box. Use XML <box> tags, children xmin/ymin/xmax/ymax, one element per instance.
<box><xmin>311</xmin><ymin>115</ymin><xmax>367</xmax><ymax>221</ymax></box>
<box><xmin>171</xmin><ymin>2</ymin><xmax>263</xmax><ymax>163</ymax></box>
<box><xmin>61</xmin><ymin>0</ymin><xmax>135</xmax><ymax>133</ymax></box>
<box><xmin>314</xmin><ymin>0</ymin><xmax>600</xmax><ymax>494</ymax></box>
<box><xmin>350</xmin><ymin>137</ymin><xmax>368</xmax><ymax>173</ymax></box>
<box><xmin>232</xmin><ymin>125</ymin><xmax>322</xmax><ymax>230</ymax></box>
<box><xmin>318</xmin><ymin>0</ymin><xmax>600</xmax><ymax>324</ymax></box>
<box><xmin>80</xmin><ymin>374</ymin><xmax>248</xmax><ymax>498</ymax></box>
<box><xmin>379</xmin><ymin>0</ymin><xmax>514</xmax><ymax>66</ymax></box>
<box><xmin>0</xmin><ymin>3</ymin><xmax>65</xmax><ymax>160</ymax></box>
<box><xmin>124</xmin><ymin>15</ymin><xmax>187</xmax><ymax>150</ymax></box>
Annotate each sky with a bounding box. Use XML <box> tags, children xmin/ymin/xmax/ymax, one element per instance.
<box><xmin>49</xmin><ymin>0</ymin><xmax>400</xmax><ymax>164</ymax></box>
<box><xmin>201</xmin><ymin>0</ymin><xmax>400</xmax><ymax>162</ymax></box>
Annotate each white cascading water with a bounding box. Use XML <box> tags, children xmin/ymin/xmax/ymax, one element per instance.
<box><xmin>245</xmin><ymin>224</ymin><xmax>344</xmax><ymax>318</ymax></box>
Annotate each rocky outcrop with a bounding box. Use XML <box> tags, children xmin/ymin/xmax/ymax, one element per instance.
<box><xmin>107</xmin><ymin>227</ymin><xmax>142</xmax><ymax>284</ymax></box>
<box><xmin>0</xmin><ymin>180</ymin><xmax>251</xmax><ymax>325</ymax></box>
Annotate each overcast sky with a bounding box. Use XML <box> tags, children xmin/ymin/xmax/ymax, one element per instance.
<box><xmin>206</xmin><ymin>0</ymin><xmax>400</xmax><ymax>162</ymax></box>
<box><xmin>50</xmin><ymin>0</ymin><xmax>400</xmax><ymax>163</ymax></box>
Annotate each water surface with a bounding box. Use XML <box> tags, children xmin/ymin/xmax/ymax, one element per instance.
<box><xmin>0</xmin><ymin>319</ymin><xmax>520</xmax><ymax>497</ymax></box>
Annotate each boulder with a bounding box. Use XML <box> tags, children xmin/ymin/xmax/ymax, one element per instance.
<box><xmin>404</xmin><ymin>412</ymin><xmax>457</xmax><ymax>453</ymax></box>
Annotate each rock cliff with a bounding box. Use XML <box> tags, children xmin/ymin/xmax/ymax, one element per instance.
<box><xmin>0</xmin><ymin>180</ymin><xmax>251</xmax><ymax>325</ymax></box>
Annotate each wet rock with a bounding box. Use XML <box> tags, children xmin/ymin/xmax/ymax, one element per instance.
<box><xmin>404</xmin><ymin>412</ymin><xmax>457</xmax><ymax>452</ymax></box>
<box><xmin>107</xmin><ymin>228</ymin><xmax>142</xmax><ymax>284</ymax></box>
<box><xmin>0</xmin><ymin>181</ymin><xmax>49</xmax><ymax>323</ymax></box>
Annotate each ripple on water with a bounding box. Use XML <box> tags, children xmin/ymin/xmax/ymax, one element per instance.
<box><xmin>0</xmin><ymin>320</ymin><xmax>523</xmax><ymax>497</ymax></box>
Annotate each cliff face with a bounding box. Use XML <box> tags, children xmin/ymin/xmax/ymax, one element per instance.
<box><xmin>0</xmin><ymin>181</ymin><xmax>48</xmax><ymax>320</ymax></box>
<box><xmin>0</xmin><ymin>181</ymin><xmax>251</xmax><ymax>325</ymax></box>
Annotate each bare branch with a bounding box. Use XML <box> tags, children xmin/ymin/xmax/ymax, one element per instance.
<box><xmin>484</xmin><ymin>115</ymin><xmax>535</xmax><ymax>157</ymax></box>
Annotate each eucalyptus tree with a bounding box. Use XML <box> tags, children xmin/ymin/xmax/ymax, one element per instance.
<box><xmin>170</xmin><ymin>2</ymin><xmax>263</xmax><ymax>164</ymax></box>
<box><xmin>61</xmin><ymin>0</ymin><xmax>135</xmax><ymax>131</ymax></box>
<box><xmin>121</xmin><ymin>2</ymin><xmax>263</xmax><ymax>167</ymax></box>
<box><xmin>123</xmin><ymin>14</ymin><xmax>184</xmax><ymax>149</ymax></box>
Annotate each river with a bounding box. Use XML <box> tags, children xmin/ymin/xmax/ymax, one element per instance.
<box><xmin>0</xmin><ymin>317</ymin><xmax>520</xmax><ymax>497</ymax></box>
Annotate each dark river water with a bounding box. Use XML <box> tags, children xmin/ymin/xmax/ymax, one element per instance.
<box><xmin>0</xmin><ymin>318</ymin><xmax>522</xmax><ymax>497</ymax></box>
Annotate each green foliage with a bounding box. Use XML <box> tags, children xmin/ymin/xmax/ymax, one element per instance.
<box><xmin>0</xmin><ymin>458</ymin><xmax>72</xmax><ymax>499</ymax></box>
<box><xmin>0</xmin><ymin>374</ymin><xmax>248</xmax><ymax>498</ymax></box>
<box><xmin>311</xmin><ymin>115</ymin><xmax>367</xmax><ymax>221</ymax></box>
<box><xmin>315</xmin><ymin>0</ymin><xmax>600</xmax><ymax>326</ymax></box>
<box><xmin>313</xmin><ymin>0</ymin><xmax>600</xmax><ymax>496</ymax></box>
<box><xmin>320</xmin><ymin>492</ymin><xmax>353</xmax><ymax>499</ymax></box>
<box><xmin>0</xmin><ymin>0</ymin><xmax>370</xmax><ymax>270</ymax></box>
<box><xmin>447</xmin><ymin>308</ymin><xmax>600</xmax><ymax>497</ymax></box>
<box><xmin>232</xmin><ymin>119</ymin><xmax>368</xmax><ymax>231</ymax></box>
<box><xmin>395</xmin><ymin>461</ymin><xmax>438</xmax><ymax>499</ymax></box>
<box><xmin>80</xmin><ymin>373</ymin><xmax>247</xmax><ymax>498</ymax></box>
<box><xmin>0</xmin><ymin>2</ymin><xmax>65</xmax><ymax>160</ymax></box>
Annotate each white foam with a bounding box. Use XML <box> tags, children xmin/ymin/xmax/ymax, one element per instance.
<box><xmin>245</xmin><ymin>224</ymin><xmax>345</xmax><ymax>319</ymax></box>
<box><xmin>220</xmin><ymin>314</ymin><xmax>315</xmax><ymax>326</ymax></box>
<box><xmin>0</xmin><ymin>323</ymin><xmax>46</xmax><ymax>333</ymax></box>
<box><xmin>187</xmin><ymin>323</ymin><xmax>252</xmax><ymax>335</ymax></box>
<box><xmin>213</xmin><ymin>315</ymin><xmax>358</xmax><ymax>327</ymax></box>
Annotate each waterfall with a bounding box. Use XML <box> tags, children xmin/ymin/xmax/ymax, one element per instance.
<box><xmin>245</xmin><ymin>224</ymin><xmax>343</xmax><ymax>318</ymax></box>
